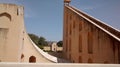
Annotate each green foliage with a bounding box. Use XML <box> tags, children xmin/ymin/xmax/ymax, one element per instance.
<box><xmin>28</xmin><ymin>33</ymin><xmax>39</xmax><ymax>45</ymax></box>
<box><xmin>43</xmin><ymin>50</ymin><xmax>52</xmax><ymax>52</ymax></box>
<box><xmin>29</xmin><ymin>33</ymin><xmax>63</xmax><ymax>50</ymax></box>
<box><xmin>28</xmin><ymin>33</ymin><xmax>48</xmax><ymax>49</ymax></box>
<box><xmin>57</xmin><ymin>41</ymin><xmax>63</xmax><ymax>47</ymax></box>
<box><xmin>37</xmin><ymin>45</ymin><xmax>44</xmax><ymax>49</ymax></box>
<box><xmin>38</xmin><ymin>36</ymin><xmax>48</xmax><ymax>46</ymax></box>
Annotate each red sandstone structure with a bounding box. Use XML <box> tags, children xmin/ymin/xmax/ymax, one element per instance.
<box><xmin>0</xmin><ymin>0</ymin><xmax>120</xmax><ymax>65</ymax></box>
<box><xmin>63</xmin><ymin>0</ymin><xmax>120</xmax><ymax>63</ymax></box>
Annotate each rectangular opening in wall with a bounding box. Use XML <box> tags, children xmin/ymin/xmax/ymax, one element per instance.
<box><xmin>69</xmin><ymin>38</ymin><xmax>71</xmax><ymax>51</ymax></box>
<box><xmin>69</xmin><ymin>23</ymin><xmax>72</xmax><ymax>35</ymax></box>
<box><xmin>79</xmin><ymin>56</ymin><xmax>82</xmax><ymax>63</ymax></box>
<box><xmin>118</xmin><ymin>43</ymin><xmax>120</xmax><ymax>64</ymax></box>
<box><xmin>79</xmin><ymin>34</ymin><xmax>82</xmax><ymax>52</ymax></box>
<box><xmin>69</xmin><ymin>54</ymin><xmax>71</xmax><ymax>60</ymax></box>
<box><xmin>88</xmin><ymin>32</ymin><xmax>93</xmax><ymax>54</ymax></box>
<box><xmin>0</xmin><ymin>28</ymin><xmax>8</xmax><ymax>43</ymax></box>
<box><xmin>73</xmin><ymin>20</ymin><xmax>75</xmax><ymax>29</ymax></box>
<box><xmin>66</xmin><ymin>39</ymin><xmax>68</xmax><ymax>52</ymax></box>
<box><xmin>79</xmin><ymin>21</ymin><xmax>82</xmax><ymax>31</ymax></box>
<box><xmin>0</xmin><ymin>28</ymin><xmax>8</xmax><ymax>60</ymax></box>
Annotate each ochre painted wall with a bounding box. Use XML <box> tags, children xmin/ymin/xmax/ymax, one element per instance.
<box><xmin>63</xmin><ymin>5</ymin><xmax>120</xmax><ymax>64</ymax></box>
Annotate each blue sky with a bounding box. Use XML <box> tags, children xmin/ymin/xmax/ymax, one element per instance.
<box><xmin>0</xmin><ymin>0</ymin><xmax>120</xmax><ymax>41</ymax></box>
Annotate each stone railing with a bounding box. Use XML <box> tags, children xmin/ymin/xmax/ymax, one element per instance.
<box><xmin>0</xmin><ymin>63</ymin><xmax>120</xmax><ymax>67</ymax></box>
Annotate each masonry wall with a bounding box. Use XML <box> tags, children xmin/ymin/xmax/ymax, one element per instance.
<box><xmin>0</xmin><ymin>4</ymin><xmax>24</xmax><ymax>62</ymax></box>
<box><xmin>22</xmin><ymin>32</ymin><xmax>52</xmax><ymax>63</ymax></box>
<box><xmin>63</xmin><ymin>5</ymin><xmax>120</xmax><ymax>64</ymax></box>
<box><xmin>0</xmin><ymin>4</ymin><xmax>56</xmax><ymax>63</ymax></box>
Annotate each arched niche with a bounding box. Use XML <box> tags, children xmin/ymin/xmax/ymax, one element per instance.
<box><xmin>21</xmin><ymin>54</ymin><xmax>24</xmax><ymax>62</ymax></box>
<box><xmin>29</xmin><ymin>56</ymin><xmax>36</xmax><ymax>63</ymax></box>
<box><xmin>88</xmin><ymin>58</ymin><xmax>93</xmax><ymax>63</ymax></box>
<box><xmin>0</xmin><ymin>12</ymin><xmax>11</xmax><ymax>21</ymax></box>
<box><xmin>21</xmin><ymin>54</ymin><xmax>24</xmax><ymax>59</ymax></box>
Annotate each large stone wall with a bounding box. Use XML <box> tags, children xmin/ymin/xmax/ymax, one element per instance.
<box><xmin>63</xmin><ymin>5</ymin><xmax>120</xmax><ymax>63</ymax></box>
<box><xmin>0</xmin><ymin>4</ymin><xmax>24</xmax><ymax>62</ymax></box>
<box><xmin>0</xmin><ymin>4</ymin><xmax>58</xmax><ymax>63</ymax></box>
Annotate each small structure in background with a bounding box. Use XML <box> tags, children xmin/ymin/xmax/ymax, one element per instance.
<box><xmin>43</xmin><ymin>41</ymin><xmax>63</xmax><ymax>52</ymax></box>
<box><xmin>51</xmin><ymin>42</ymin><xmax>57</xmax><ymax>52</ymax></box>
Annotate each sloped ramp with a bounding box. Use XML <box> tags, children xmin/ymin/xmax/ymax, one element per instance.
<box><xmin>23</xmin><ymin>31</ymin><xmax>71</xmax><ymax>63</ymax></box>
<box><xmin>22</xmin><ymin>31</ymin><xmax>58</xmax><ymax>63</ymax></box>
<box><xmin>0</xmin><ymin>3</ymin><xmax>58</xmax><ymax>63</ymax></box>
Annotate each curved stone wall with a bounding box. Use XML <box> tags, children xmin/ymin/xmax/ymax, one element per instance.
<box><xmin>0</xmin><ymin>4</ymin><xmax>58</xmax><ymax>63</ymax></box>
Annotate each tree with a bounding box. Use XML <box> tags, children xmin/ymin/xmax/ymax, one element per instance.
<box><xmin>28</xmin><ymin>33</ymin><xmax>39</xmax><ymax>45</ymax></box>
<box><xmin>57</xmin><ymin>41</ymin><xmax>63</xmax><ymax>47</ymax></box>
<box><xmin>38</xmin><ymin>36</ymin><xmax>48</xmax><ymax>49</ymax></box>
<box><xmin>28</xmin><ymin>33</ymin><xmax>48</xmax><ymax>49</ymax></box>
<box><xmin>38</xmin><ymin>37</ymin><xmax>48</xmax><ymax>45</ymax></box>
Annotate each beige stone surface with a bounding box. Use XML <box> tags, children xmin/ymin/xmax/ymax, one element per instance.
<box><xmin>57</xmin><ymin>47</ymin><xmax>63</xmax><ymax>51</ymax></box>
<box><xmin>44</xmin><ymin>46</ymin><xmax>51</xmax><ymax>51</ymax></box>
<box><xmin>0</xmin><ymin>4</ymin><xmax>57</xmax><ymax>63</ymax></box>
<box><xmin>0</xmin><ymin>4</ymin><xmax>24</xmax><ymax>62</ymax></box>
<box><xmin>43</xmin><ymin>43</ymin><xmax>63</xmax><ymax>52</ymax></box>
<box><xmin>0</xmin><ymin>63</ymin><xmax>120</xmax><ymax>67</ymax></box>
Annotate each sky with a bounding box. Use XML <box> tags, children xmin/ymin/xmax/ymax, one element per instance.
<box><xmin>0</xmin><ymin>0</ymin><xmax>120</xmax><ymax>41</ymax></box>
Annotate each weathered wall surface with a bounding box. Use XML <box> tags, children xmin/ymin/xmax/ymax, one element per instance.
<box><xmin>0</xmin><ymin>4</ymin><xmax>24</xmax><ymax>62</ymax></box>
<box><xmin>22</xmin><ymin>31</ymin><xmax>52</xmax><ymax>63</ymax></box>
<box><xmin>44</xmin><ymin>46</ymin><xmax>51</xmax><ymax>51</ymax></box>
<box><xmin>63</xmin><ymin>5</ymin><xmax>120</xmax><ymax>63</ymax></box>
<box><xmin>43</xmin><ymin>46</ymin><xmax>63</xmax><ymax>51</ymax></box>
<box><xmin>0</xmin><ymin>4</ymin><xmax>57</xmax><ymax>63</ymax></box>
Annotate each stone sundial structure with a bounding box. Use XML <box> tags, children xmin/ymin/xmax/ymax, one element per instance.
<box><xmin>0</xmin><ymin>0</ymin><xmax>120</xmax><ymax>64</ymax></box>
<box><xmin>0</xmin><ymin>4</ymin><xmax>58</xmax><ymax>63</ymax></box>
<box><xmin>63</xmin><ymin>0</ymin><xmax>120</xmax><ymax>64</ymax></box>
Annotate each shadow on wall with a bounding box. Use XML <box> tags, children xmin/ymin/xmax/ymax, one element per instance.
<box><xmin>57</xmin><ymin>58</ymin><xmax>71</xmax><ymax>63</ymax></box>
